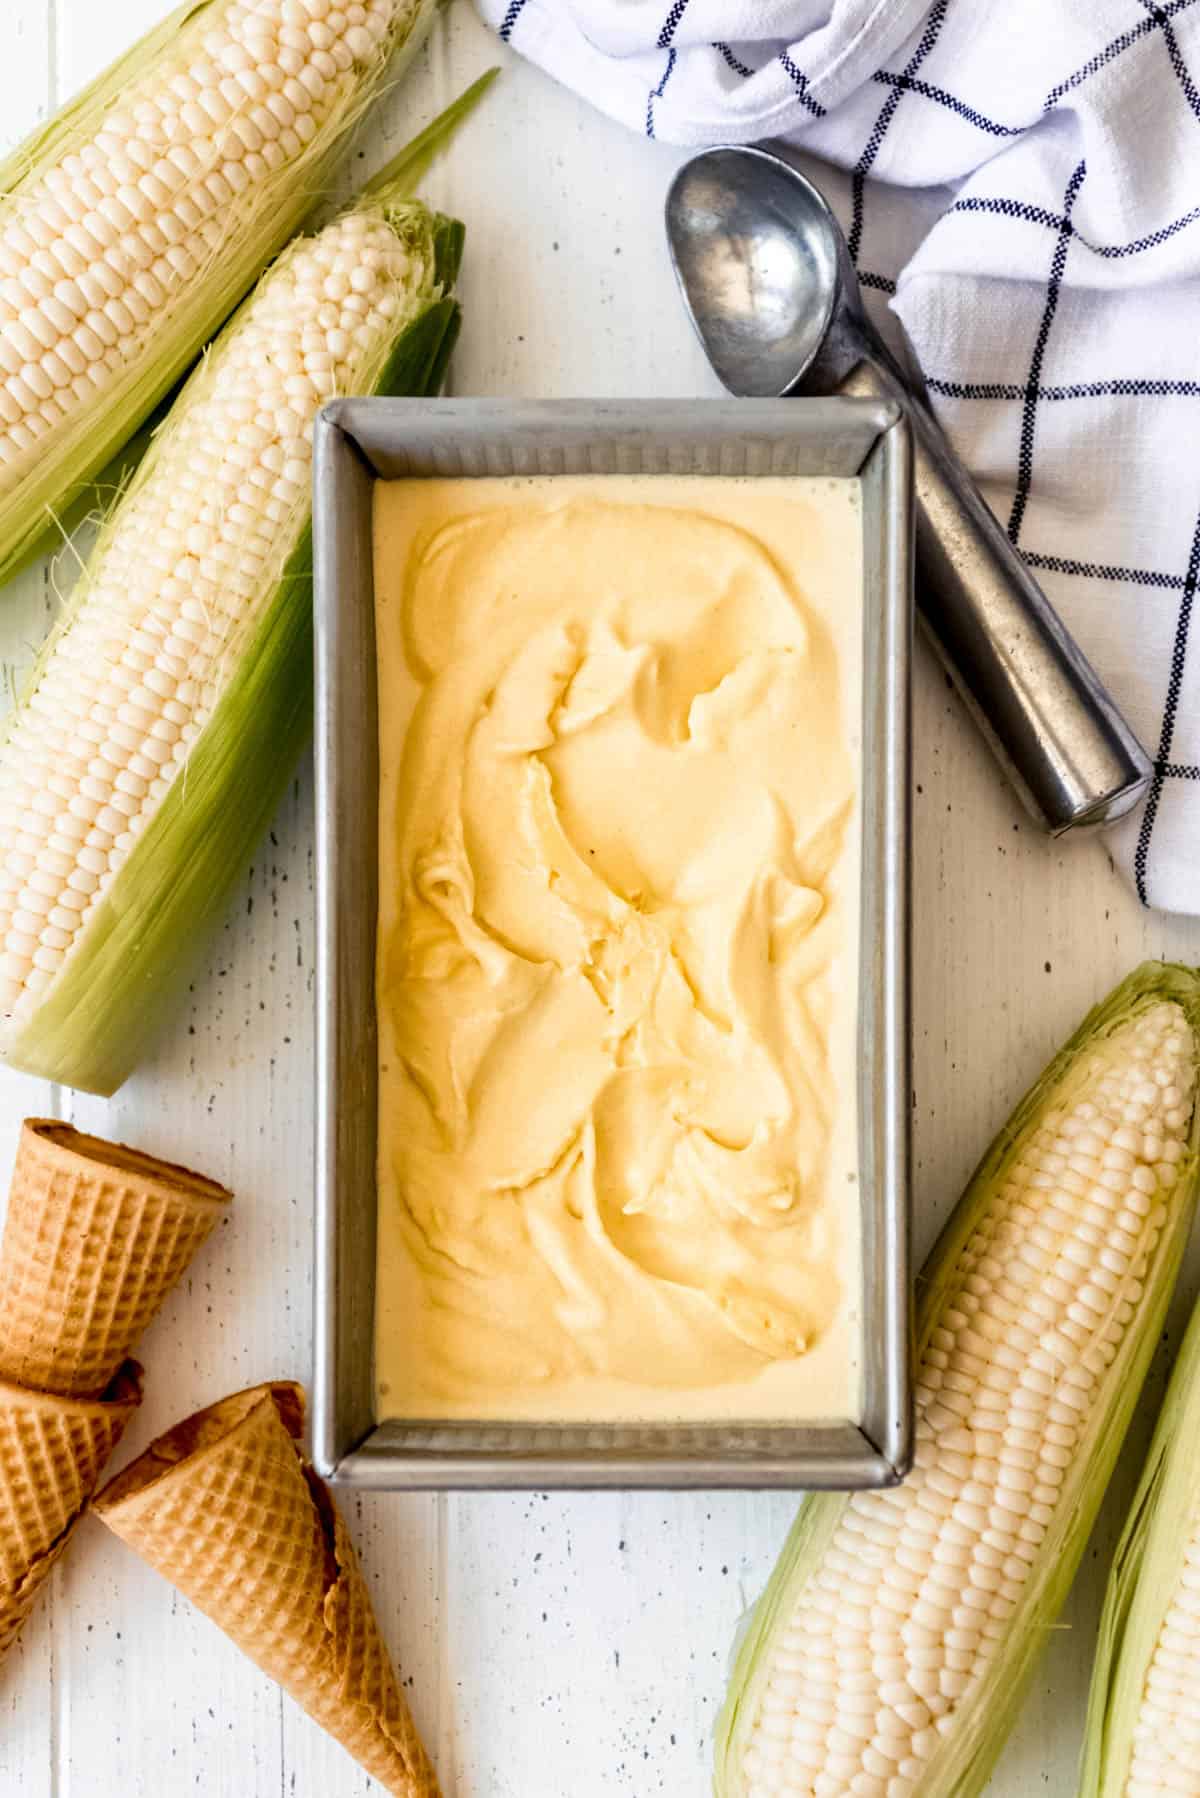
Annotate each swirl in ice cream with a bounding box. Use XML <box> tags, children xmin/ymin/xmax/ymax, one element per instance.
<box><xmin>373</xmin><ymin>476</ymin><xmax>862</xmax><ymax>1423</ymax></box>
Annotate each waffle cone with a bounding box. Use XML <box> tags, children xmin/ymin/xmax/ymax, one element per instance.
<box><xmin>0</xmin><ymin>1120</ymin><xmax>230</xmax><ymax>1398</ymax></box>
<box><xmin>94</xmin><ymin>1382</ymin><xmax>439</xmax><ymax>1797</ymax></box>
<box><xmin>0</xmin><ymin>1363</ymin><xmax>142</xmax><ymax>1660</ymax></box>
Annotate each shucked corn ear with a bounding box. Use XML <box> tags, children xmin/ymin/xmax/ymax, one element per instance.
<box><xmin>0</xmin><ymin>86</ymin><xmax>491</xmax><ymax>1096</ymax></box>
<box><xmin>1081</xmin><ymin>1287</ymin><xmax>1200</xmax><ymax>1797</ymax></box>
<box><xmin>715</xmin><ymin>963</ymin><xmax>1200</xmax><ymax>1798</ymax></box>
<box><xmin>0</xmin><ymin>0</ymin><xmax>439</xmax><ymax>584</ymax></box>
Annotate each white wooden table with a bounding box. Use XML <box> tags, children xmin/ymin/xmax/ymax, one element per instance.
<box><xmin>2</xmin><ymin>5</ymin><xmax>1199</xmax><ymax>1794</ymax></box>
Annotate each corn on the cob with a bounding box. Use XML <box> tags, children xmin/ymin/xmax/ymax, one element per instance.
<box><xmin>0</xmin><ymin>0</ymin><xmax>438</xmax><ymax>584</ymax></box>
<box><xmin>715</xmin><ymin>964</ymin><xmax>1200</xmax><ymax>1798</ymax></box>
<box><xmin>0</xmin><ymin>86</ymin><xmax>487</xmax><ymax>1095</ymax></box>
<box><xmin>1081</xmin><ymin>1288</ymin><xmax>1200</xmax><ymax>1797</ymax></box>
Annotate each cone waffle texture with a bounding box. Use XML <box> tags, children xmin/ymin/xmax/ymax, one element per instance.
<box><xmin>95</xmin><ymin>1382</ymin><xmax>439</xmax><ymax>1797</ymax></box>
<box><xmin>0</xmin><ymin>1119</ymin><xmax>230</xmax><ymax>1398</ymax></box>
<box><xmin>0</xmin><ymin>1364</ymin><xmax>141</xmax><ymax>1659</ymax></box>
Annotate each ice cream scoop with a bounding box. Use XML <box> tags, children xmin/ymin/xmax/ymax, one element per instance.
<box><xmin>667</xmin><ymin>141</ymin><xmax>1152</xmax><ymax>835</ymax></box>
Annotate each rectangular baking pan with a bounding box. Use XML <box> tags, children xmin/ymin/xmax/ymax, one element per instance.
<box><xmin>313</xmin><ymin>398</ymin><xmax>912</xmax><ymax>1489</ymax></box>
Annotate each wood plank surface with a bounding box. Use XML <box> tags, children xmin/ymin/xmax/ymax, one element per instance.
<box><xmin>1</xmin><ymin>4</ymin><xmax>1198</xmax><ymax>1794</ymax></box>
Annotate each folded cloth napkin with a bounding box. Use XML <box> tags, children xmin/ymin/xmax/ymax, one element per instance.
<box><xmin>477</xmin><ymin>0</ymin><xmax>1200</xmax><ymax>913</ymax></box>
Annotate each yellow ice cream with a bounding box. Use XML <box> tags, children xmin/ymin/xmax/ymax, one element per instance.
<box><xmin>373</xmin><ymin>475</ymin><xmax>862</xmax><ymax>1423</ymax></box>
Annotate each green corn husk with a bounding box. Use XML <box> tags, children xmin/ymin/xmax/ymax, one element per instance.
<box><xmin>0</xmin><ymin>0</ymin><xmax>441</xmax><ymax>586</ymax></box>
<box><xmin>0</xmin><ymin>78</ymin><xmax>494</xmax><ymax>1095</ymax></box>
<box><xmin>715</xmin><ymin>963</ymin><xmax>1200</xmax><ymax>1798</ymax></box>
<box><xmin>1079</xmin><ymin>1288</ymin><xmax>1200</xmax><ymax>1795</ymax></box>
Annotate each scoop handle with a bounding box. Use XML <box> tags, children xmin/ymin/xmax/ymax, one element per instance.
<box><xmin>841</xmin><ymin>359</ymin><xmax>1151</xmax><ymax>833</ymax></box>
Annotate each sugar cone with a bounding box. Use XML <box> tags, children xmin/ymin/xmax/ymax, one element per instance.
<box><xmin>0</xmin><ymin>1120</ymin><xmax>230</xmax><ymax>1398</ymax></box>
<box><xmin>0</xmin><ymin>1363</ymin><xmax>142</xmax><ymax>1659</ymax></box>
<box><xmin>94</xmin><ymin>1382</ymin><xmax>439</xmax><ymax>1797</ymax></box>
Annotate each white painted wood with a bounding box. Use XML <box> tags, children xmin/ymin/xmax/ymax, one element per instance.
<box><xmin>1</xmin><ymin>6</ymin><xmax>61</xmax><ymax>1790</ymax></box>
<box><xmin>0</xmin><ymin>3</ymin><xmax>1198</xmax><ymax>1794</ymax></box>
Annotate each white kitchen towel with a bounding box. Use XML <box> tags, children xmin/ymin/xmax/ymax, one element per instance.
<box><xmin>477</xmin><ymin>0</ymin><xmax>1200</xmax><ymax>913</ymax></box>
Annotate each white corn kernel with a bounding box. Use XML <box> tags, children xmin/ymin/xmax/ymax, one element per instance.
<box><xmin>734</xmin><ymin>999</ymin><xmax>1198</xmax><ymax>1796</ymax></box>
<box><xmin>0</xmin><ymin>181</ymin><xmax>434</xmax><ymax>1046</ymax></box>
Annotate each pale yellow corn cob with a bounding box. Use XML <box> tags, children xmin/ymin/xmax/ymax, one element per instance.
<box><xmin>716</xmin><ymin>966</ymin><xmax>1200</xmax><ymax>1798</ymax></box>
<box><xmin>1124</xmin><ymin>1494</ymin><xmax>1200</xmax><ymax>1794</ymax></box>
<box><xmin>0</xmin><ymin>203</ymin><xmax>424</xmax><ymax>1022</ymax></box>
<box><xmin>0</xmin><ymin>73</ymin><xmax>478</xmax><ymax>1092</ymax></box>
<box><xmin>1081</xmin><ymin>1285</ymin><xmax>1200</xmax><ymax>1798</ymax></box>
<box><xmin>0</xmin><ymin>0</ymin><xmax>434</xmax><ymax>580</ymax></box>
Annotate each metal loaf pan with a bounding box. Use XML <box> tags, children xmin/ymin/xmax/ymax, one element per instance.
<box><xmin>313</xmin><ymin>398</ymin><xmax>913</xmax><ymax>1490</ymax></box>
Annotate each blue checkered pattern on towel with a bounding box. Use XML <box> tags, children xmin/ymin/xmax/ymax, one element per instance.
<box><xmin>476</xmin><ymin>0</ymin><xmax>1200</xmax><ymax>913</ymax></box>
